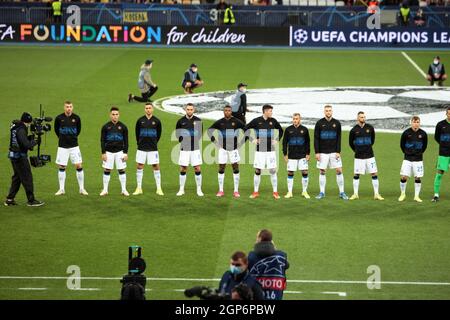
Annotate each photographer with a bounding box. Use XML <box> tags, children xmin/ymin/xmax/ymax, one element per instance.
<box><xmin>248</xmin><ymin>229</ymin><xmax>289</xmax><ymax>300</ymax></box>
<box><xmin>5</xmin><ymin>113</ymin><xmax>44</xmax><ymax>207</ymax></box>
<box><xmin>218</xmin><ymin>251</ymin><xmax>264</xmax><ymax>300</ymax></box>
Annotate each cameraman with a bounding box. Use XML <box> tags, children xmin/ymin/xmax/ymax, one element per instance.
<box><xmin>5</xmin><ymin>113</ymin><xmax>44</xmax><ymax>207</ymax></box>
<box><xmin>218</xmin><ymin>251</ymin><xmax>264</xmax><ymax>300</ymax></box>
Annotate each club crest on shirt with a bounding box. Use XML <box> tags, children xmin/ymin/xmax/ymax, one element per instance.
<box><xmin>419</xmin><ymin>134</ymin><xmax>422</xmax><ymax>138</ymax></box>
<box><xmin>72</xmin><ymin>119</ymin><xmax>76</xmax><ymax>123</ymax></box>
<box><xmin>332</xmin><ymin>124</ymin><xmax>336</xmax><ymax>128</ymax></box>
<box><xmin>300</xmin><ymin>130</ymin><xmax>304</xmax><ymax>134</ymax></box>
<box><xmin>366</xmin><ymin>129</ymin><xmax>370</xmax><ymax>133</ymax></box>
<box><xmin>269</xmin><ymin>122</ymin><xmax>273</xmax><ymax>126</ymax></box>
<box><xmin>152</xmin><ymin>121</ymin><xmax>156</xmax><ymax>125</ymax></box>
<box><xmin>232</xmin><ymin>122</ymin><xmax>235</xmax><ymax>127</ymax></box>
<box><xmin>118</xmin><ymin>126</ymin><xmax>122</xmax><ymax>130</ymax></box>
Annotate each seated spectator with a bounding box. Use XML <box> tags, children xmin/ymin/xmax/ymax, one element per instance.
<box><xmin>413</xmin><ymin>8</ymin><xmax>427</xmax><ymax>27</ymax></box>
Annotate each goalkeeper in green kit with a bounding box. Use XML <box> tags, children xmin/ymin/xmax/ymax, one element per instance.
<box><xmin>432</xmin><ymin>106</ymin><xmax>450</xmax><ymax>202</ymax></box>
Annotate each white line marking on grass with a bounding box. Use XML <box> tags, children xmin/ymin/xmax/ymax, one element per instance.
<box><xmin>1</xmin><ymin>276</ymin><xmax>449</xmax><ymax>286</ymax></box>
<box><xmin>284</xmin><ymin>290</ymin><xmax>303</xmax><ymax>294</ymax></box>
<box><xmin>18</xmin><ymin>288</ymin><xmax>47</xmax><ymax>291</ymax></box>
<box><xmin>69</xmin><ymin>288</ymin><xmax>101</xmax><ymax>291</ymax></box>
<box><xmin>322</xmin><ymin>291</ymin><xmax>347</xmax><ymax>297</ymax></box>
<box><xmin>288</xmin><ymin>279</ymin><xmax>450</xmax><ymax>286</ymax></box>
<box><xmin>401</xmin><ymin>51</ymin><xmax>427</xmax><ymax>79</ymax></box>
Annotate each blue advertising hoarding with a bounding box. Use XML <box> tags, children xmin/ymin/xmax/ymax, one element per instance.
<box><xmin>289</xmin><ymin>26</ymin><xmax>450</xmax><ymax>48</ymax></box>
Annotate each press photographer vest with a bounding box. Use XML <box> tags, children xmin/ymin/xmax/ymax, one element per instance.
<box><xmin>187</xmin><ymin>69</ymin><xmax>198</xmax><ymax>82</ymax></box>
<box><xmin>249</xmin><ymin>251</ymin><xmax>288</xmax><ymax>300</ymax></box>
<box><xmin>430</xmin><ymin>63</ymin><xmax>443</xmax><ymax>76</ymax></box>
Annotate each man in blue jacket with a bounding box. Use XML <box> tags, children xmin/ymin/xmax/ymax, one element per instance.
<box><xmin>218</xmin><ymin>251</ymin><xmax>264</xmax><ymax>300</ymax></box>
<box><xmin>248</xmin><ymin>229</ymin><xmax>289</xmax><ymax>300</ymax></box>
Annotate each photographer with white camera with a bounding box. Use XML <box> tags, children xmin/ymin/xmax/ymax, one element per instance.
<box><xmin>5</xmin><ymin>112</ymin><xmax>44</xmax><ymax>207</ymax></box>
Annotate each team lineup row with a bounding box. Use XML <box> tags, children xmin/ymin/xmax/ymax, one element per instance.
<box><xmin>45</xmin><ymin>100</ymin><xmax>450</xmax><ymax>203</ymax></box>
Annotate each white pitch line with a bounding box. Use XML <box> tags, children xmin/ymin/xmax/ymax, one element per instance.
<box><xmin>69</xmin><ymin>288</ymin><xmax>101</xmax><ymax>291</ymax></box>
<box><xmin>401</xmin><ymin>51</ymin><xmax>427</xmax><ymax>79</ymax></box>
<box><xmin>1</xmin><ymin>276</ymin><xmax>449</xmax><ymax>286</ymax></box>
<box><xmin>322</xmin><ymin>291</ymin><xmax>347</xmax><ymax>297</ymax></box>
<box><xmin>11</xmin><ymin>287</ymin><xmax>315</xmax><ymax>296</ymax></box>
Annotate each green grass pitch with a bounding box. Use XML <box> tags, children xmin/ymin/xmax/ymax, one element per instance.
<box><xmin>0</xmin><ymin>46</ymin><xmax>449</xmax><ymax>300</ymax></box>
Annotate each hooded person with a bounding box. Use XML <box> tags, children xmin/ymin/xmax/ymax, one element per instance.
<box><xmin>248</xmin><ymin>229</ymin><xmax>289</xmax><ymax>300</ymax></box>
<box><xmin>129</xmin><ymin>59</ymin><xmax>158</xmax><ymax>103</ymax></box>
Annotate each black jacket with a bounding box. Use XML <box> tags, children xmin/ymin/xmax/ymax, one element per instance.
<box><xmin>349</xmin><ymin>123</ymin><xmax>375</xmax><ymax>159</ymax></box>
<box><xmin>282</xmin><ymin>124</ymin><xmax>310</xmax><ymax>159</ymax></box>
<box><xmin>175</xmin><ymin>115</ymin><xmax>203</xmax><ymax>151</ymax></box>
<box><xmin>435</xmin><ymin>119</ymin><xmax>450</xmax><ymax>157</ymax></box>
<box><xmin>101</xmin><ymin>121</ymin><xmax>129</xmax><ymax>154</ymax></box>
<box><xmin>314</xmin><ymin>117</ymin><xmax>342</xmax><ymax>154</ymax></box>
<box><xmin>208</xmin><ymin>116</ymin><xmax>245</xmax><ymax>151</ymax></box>
<box><xmin>400</xmin><ymin>128</ymin><xmax>428</xmax><ymax>161</ymax></box>
<box><xmin>54</xmin><ymin>113</ymin><xmax>81</xmax><ymax>148</ymax></box>
<box><xmin>244</xmin><ymin>116</ymin><xmax>283</xmax><ymax>152</ymax></box>
<box><xmin>9</xmin><ymin>121</ymin><xmax>36</xmax><ymax>158</ymax></box>
<box><xmin>136</xmin><ymin>115</ymin><xmax>162</xmax><ymax>152</ymax></box>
